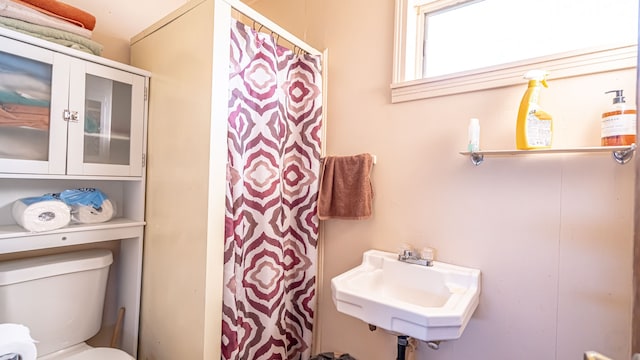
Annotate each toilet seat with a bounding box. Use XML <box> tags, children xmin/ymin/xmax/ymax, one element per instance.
<box><xmin>63</xmin><ymin>347</ymin><xmax>135</xmax><ymax>360</ymax></box>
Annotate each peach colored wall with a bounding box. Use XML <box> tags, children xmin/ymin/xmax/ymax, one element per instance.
<box><xmin>62</xmin><ymin>0</ymin><xmax>189</xmax><ymax>63</ymax></box>
<box><xmin>81</xmin><ymin>0</ymin><xmax>634</xmax><ymax>357</ymax></box>
<box><xmin>252</xmin><ymin>1</ymin><xmax>634</xmax><ymax>359</ymax></box>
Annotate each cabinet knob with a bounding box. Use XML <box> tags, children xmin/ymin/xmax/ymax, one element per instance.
<box><xmin>63</xmin><ymin>109</ymin><xmax>79</xmax><ymax>122</ymax></box>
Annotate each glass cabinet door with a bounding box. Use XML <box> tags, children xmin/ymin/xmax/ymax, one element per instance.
<box><xmin>83</xmin><ymin>75</ymin><xmax>132</xmax><ymax>166</ymax></box>
<box><xmin>0</xmin><ymin>37</ymin><xmax>68</xmax><ymax>175</ymax></box>
<box><xmin>67</xmin><ymin>61</ymin><xmax>145</xmax><ymax>177</ymax></box>
<box><xmin>0</xmin><ymin>36</ymin><xmax>145</xmax><ymax>177</ymax></box>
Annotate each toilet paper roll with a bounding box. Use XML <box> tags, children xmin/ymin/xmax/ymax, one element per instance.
<box><xmin>0</xmin><ymin>324</ymin><xmax>37</xmax><ymax>360</ymax></box>
<box><xmin>70</xmin><ymin>198</ymin><xmax>115</xmax><ymax>224</ymax></box>
<box><xmin>12</xmin><ymin>198</ymin><xmax>71</xmax><ymax>232</ymax></box>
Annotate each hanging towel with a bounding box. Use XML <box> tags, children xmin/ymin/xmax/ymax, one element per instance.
<box><xmin>318</xmin><ymin>153</ymin><xmax>374</xmax><ymax>220</ymax></box>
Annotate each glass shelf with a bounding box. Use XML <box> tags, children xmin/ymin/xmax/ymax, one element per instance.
<box><xmin>460</xmin><ymin>144</ymin><xmax>636</xmax><ymax>166</ymax></box>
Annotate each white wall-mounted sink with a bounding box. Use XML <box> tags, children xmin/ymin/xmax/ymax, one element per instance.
<box><xmin>331</xmin><ymin>249</ymin><xmax>481</xmax><ymax>342</ymax></box>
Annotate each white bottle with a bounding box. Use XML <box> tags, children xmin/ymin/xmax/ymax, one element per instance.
<box><xmin>468</xmin><ymin>118</ymin><xmax>480</xmax><ymax>152</ymax></box>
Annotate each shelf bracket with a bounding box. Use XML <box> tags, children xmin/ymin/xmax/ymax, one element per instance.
<box><xmin>470</xmin><ymin>152</ymin><xmax>484</xmax><ymax>166</ymax></box>
<box><xmin>612</xmin><ymin>143</ymin><xmax>636</xmax><ymax>164</ymax></box>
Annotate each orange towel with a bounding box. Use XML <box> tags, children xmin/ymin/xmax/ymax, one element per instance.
<box><xmin>0</xmin><ymin>103</ymin><xmax>49</xmax><ymax>130</ymax></box>
<box><xmin>14</xmin><ymin>0</ymin><xmax>96</xmax><ymax>30</ymax></box>
<box><xmin>318</xmin><ymin>153</ymin><xmax>374</xmax><ymax>220</ymax></box>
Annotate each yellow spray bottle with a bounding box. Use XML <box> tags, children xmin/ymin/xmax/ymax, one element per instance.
<box><xmin>516</xmin><ymin>70</ymin><xmax>553</xmax><ymax>149</ymax></box>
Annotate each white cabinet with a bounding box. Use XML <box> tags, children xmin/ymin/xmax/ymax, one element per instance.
<box><xmin>0</xmin><ymin>27</ymin><xmax>149</xmax><ymax>358</ymax></box>
<box><xmin>0</xmin><ymin>35</ymin><xmax>145</xmax><ymax>177</ymax></box>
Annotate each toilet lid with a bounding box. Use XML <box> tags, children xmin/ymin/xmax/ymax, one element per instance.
<box><xmin>63</xmin><ymin>347</ymin><xmax>135</xmax><ymax>360</ymax></box>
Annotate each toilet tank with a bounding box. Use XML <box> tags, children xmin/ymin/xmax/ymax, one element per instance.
<box><xmin>0</xmin><ymin>249</ymin><xmax>113</xmax><ymax>357</ymax></box>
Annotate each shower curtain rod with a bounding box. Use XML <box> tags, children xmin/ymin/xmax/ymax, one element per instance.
<box><xmin>222</xmin><ymin>0</ymin><xmax>322</xmax><ymax>56</ymax></box>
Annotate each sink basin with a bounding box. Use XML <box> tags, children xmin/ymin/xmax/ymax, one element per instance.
<box><xmin>331</xmin><ymin>249</ymin><xmax>481</xmax><ymax>342</ymax></box>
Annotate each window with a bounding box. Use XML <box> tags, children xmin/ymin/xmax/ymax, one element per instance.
<box><xmin>392</xmin><ymin>0</ymin><xmax>639</xmax><ymax>103</ymax></box>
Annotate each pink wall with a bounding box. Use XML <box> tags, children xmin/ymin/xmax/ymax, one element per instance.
<box><xmin>62</xmin><ymin>0</ymin><xmax>189</xmax><ymax>63</ymax></box>
<box><xmin>250</xmin><ymin>0</ymin><xmax>635</xmax><ymax>359</ymax></box>
<box><xmin>81</xmin><ymin>0</ymin><xmax>635</xmax><ymax>357</ymax></box>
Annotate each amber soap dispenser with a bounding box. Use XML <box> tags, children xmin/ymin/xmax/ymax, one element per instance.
<box><xmin>601</xmin><ymin>90</ymin><xmax>636</xmax><ymax>146</ymax></box>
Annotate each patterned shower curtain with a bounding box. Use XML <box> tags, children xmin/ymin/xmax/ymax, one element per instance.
<box><xmin>222</xmin><ymin>19</ymin><xmax>323</xmax><ymax>360</ymax></box>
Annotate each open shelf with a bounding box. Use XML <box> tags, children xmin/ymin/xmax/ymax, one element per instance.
<box><xmin>0</xmin><ymin>218</ymin><xmax>146</xmax><ymax>253</ymax></box>
<box><xmin>460</xmin><ymin>144</ymin><xmax>636</xmax><ymax>166</ymax></box>
<box><xmin>84</xmin><ymin>132</ymin><xmax>131</xmax><ymax>141</ymax></box>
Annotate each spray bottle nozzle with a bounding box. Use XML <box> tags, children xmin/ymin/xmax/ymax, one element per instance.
<box><xmin>524</xmin><ymin>70</ymin><xmax>549</xmax><ymax>88</ymax></box>
<box><xmin>605</xmin><ymin>90</ymin><xmax>626</xmax><ymax>104</ymax></box>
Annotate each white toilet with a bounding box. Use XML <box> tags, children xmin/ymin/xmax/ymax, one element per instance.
<box><xmin>0</xmin><ymin>249</ymin><xmax>134</xmax><ymax>359</ymax></box>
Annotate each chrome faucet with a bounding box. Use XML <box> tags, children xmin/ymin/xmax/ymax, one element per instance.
<box><xmin>398</xmin><ymin>247</ymin><xmax>434</xmax><ymax>266</ymax></box>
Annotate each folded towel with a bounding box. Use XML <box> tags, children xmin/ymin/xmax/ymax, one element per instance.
<box><xmin>0</xmin><ymin>0</ymin><xmax>92</xmax><ymax>39</ymax></box>
<box><xmin>0</xmin><ymin>103</ymin><xmax>50</xmax><ymax>130</ymax></box>
<box><xmin>0</xmin><ymin>16</ymin><xmax>102</xmax><ymax>55</ymax></box>
<box><xmin>318</xmin><ymin>153</ymin><xmax>374</xmax><ymax>220</ymax></box>
<box><xmin>13</xmin><ymin>0</ymin><xmax>95</xmax><ymax>30</ymax></box>
<box><xmin>0</xmin><ymin>0</ymin><xmax>91</xmax><ymax>38</ymax></box>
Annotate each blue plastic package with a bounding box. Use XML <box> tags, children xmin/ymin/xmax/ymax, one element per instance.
<box><xmin>20</xmin><ymin>193</ymin><xmax>61</xmax><ymax>205</ymax></box>
<box><xmin>59</xmin><ymin>188</ymin><xmax>108</xmax><ymax>209</ymax></box>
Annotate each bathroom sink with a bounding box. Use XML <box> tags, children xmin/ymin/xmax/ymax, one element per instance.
<box><xmin>331</xmin><ymin>249</ymin><xmax>481</xmax><ymax>342</ymax></box>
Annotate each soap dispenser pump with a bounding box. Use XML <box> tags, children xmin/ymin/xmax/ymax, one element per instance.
<box><xmin>601</xmin><ymin>90</ymin><xmax>636</xmax><ymax>146</ymax></box>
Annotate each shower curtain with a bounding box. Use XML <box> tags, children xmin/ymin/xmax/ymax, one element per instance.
<box><xmin>222</xmin><ymin>19</ymin><xmax>323</xmax><ymax>360</ymax></box>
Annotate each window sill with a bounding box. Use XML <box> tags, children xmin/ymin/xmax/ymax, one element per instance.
<box><xmin>390</xmin><ymin>43</ymin><xmax>638</xmax><ymax>103</ymax></box>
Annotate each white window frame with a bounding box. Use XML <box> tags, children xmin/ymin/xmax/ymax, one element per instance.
<box><xmin>391</xmin><ymin>0</ymin><xmax>639</xmax><ymax>103</ymax></box>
